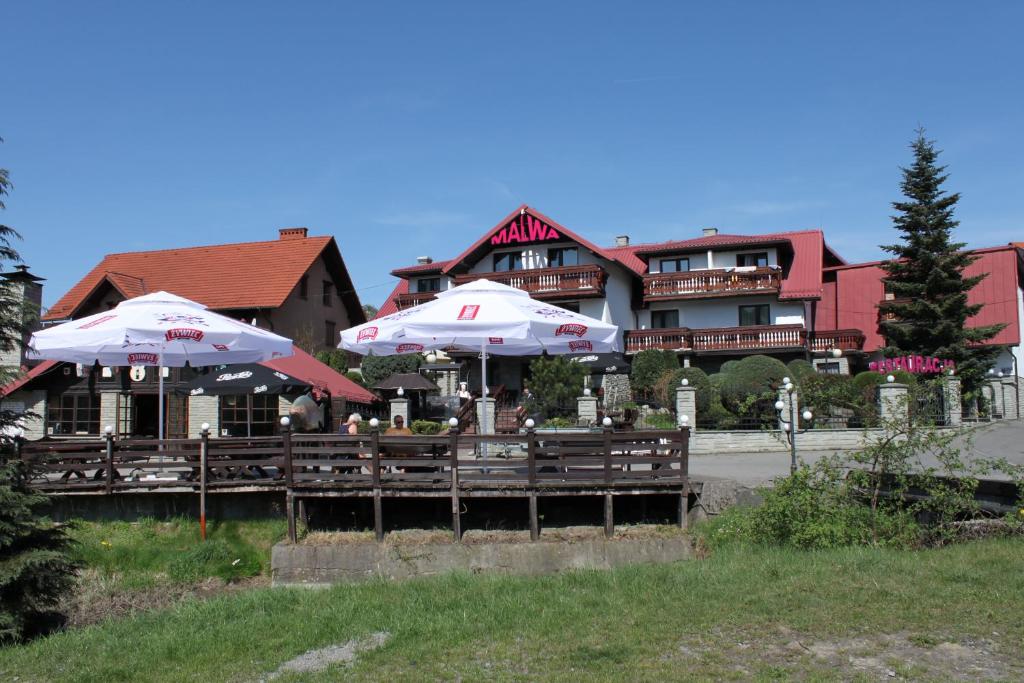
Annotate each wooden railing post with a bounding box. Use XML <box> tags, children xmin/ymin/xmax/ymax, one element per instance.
<box><xmin>448</xmin><ymin>423</ymin><xmax>461</xmax><ymax>542</ymax></box>
<box><xmin>678</xmin><ymin>425</ymin><xmax>690</xmax><ymax>529</ymax></box>
<box><xmin>602</xmin><ymin>424</ymin><xmax>613</xmax><ymax>485</ymax></box>
<box><xmin>371</xmin><ymin>423</ymin><xmax>383</xmax><ymax>541</ymax></box>
<box><xmin>199</xmin><ymin>426</ymin><xmax>209</xmax><ymax>541</ymax></box>
<box><xmin>104</xmin><ymin>427</ymin><xmax>115</xmax><ymax>495</ymax></box>
<box><xmin>603</xmin><ymin>423</ymin><xmax>613</xmax><ymax>538</ymax></box>
<box><xmin>281</xmin><ymin>417</ymin><xmax>296</xmax><ymax>543</ymax></box>
<box><xmin>526</xmin><ymin>424</ymin><xmax>538</xmax><ymax>541</ymax></box>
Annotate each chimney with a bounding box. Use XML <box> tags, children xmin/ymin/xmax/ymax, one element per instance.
<box><xmin>278</xmin><ymin>227</ymin><xmax>309</xmax><ymax>240</ymax></box>
<box><xmin>416</xmin><ymin>256</ymin><xmax>433</xmax><ymax>265</ymax></box>
<box><xmin>615</xmin><ymin>235</ymin><xmax>630</xmax><ymax>247</ymax></box>
<box><xmin>702</xmin><ymin>227</ymin><xmax>718</xmax><ymax>237</ymax></box>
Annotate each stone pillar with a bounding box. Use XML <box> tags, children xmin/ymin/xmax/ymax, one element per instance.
<box><xmin>188</xmin><ymin>395</ymin><xmax>220</xmax><ymax>438</ymax></box>
<box><xmin>1001</xmin><ymin>378</ymin><xmax>1018</xmax><ymax>420</ymax></box>
<box><xmin>878</xmin><ymin>382</ymin><xmax>909</xmax><ymax>424</ymax></box>
<box><xmin>941</xmin><ymin>375</ymin><xmax>962</xmax><ymax>427</ymax></box>
<box><xmin>389</xmin><ymin>397</ymin><xmax>410</xmax><ymax>426</ymax></box>
<box><xmin>577</xmin><ymin>394</ymin><xmax>598</xmax><ymax>426</ymax></box>
<box><xmin>987</xmin><ymin>378</ymin><xmax>1005</xmax><ymax>418</ymax></box>
<box><xmin>675</xmin><ymin>384</ymin><xmax>696</xmax><ymax>430</ymax></box>
<box><xmin>475</xmin><ymin>397</ymin><xmax>496</xmax><ymax>434</ymax></box>
<box><xmin>778</xmin><ymin>388</ymin><xmax>796</xmax><ymax>431</ymax></box>
<box><xmin>100</xmin><ymin>391</ymin><xmax>119</xmax><ymax>435</ymax></box>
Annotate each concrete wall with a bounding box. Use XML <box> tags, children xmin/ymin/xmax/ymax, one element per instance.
<box><xmin>688</xmin><ymin>426</ymin><xmax>961</xmax><ymax>455</ymax></box>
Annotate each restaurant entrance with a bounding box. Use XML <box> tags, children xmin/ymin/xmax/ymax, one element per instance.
<box><xmin>131</xmin><ymin>393</ymin><xmax>187</xmax><ymax>439</ymax></box>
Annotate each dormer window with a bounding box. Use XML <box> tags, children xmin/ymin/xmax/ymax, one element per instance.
<box><xmin>737</xmin><ymin>252</ymin><xmax>769</xmax><ymax>268</ymax></box>
<box><xmin>417</xmin><ymin>277</ymin><xmax>441</xmax><ymax>293</ymax></box>
<box><xmin>660</xmin><ymin>257</ymin><xmax>689</xmax><ymax>273</ymax></box>
<box><xmin>493</xmin><ymin>252</ymin><xmax>523</xmax><ymax>272</ymax></box>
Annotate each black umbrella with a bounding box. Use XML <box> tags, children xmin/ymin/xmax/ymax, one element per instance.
<box><xmin>179</xmin><ymin>365</ymin><xmax>312</xmax><ymax>437</ymax></box>
<box><xmin>568</xmin><ymin>352</ymin><xmax>632</xmax><ymax>375</ymax></box>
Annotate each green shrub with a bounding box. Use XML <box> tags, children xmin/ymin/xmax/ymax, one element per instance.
<box><xmin>653</xmin><ymin>367</ymin><xmax>713</xmax><ymax>413</ymax></box>
<box><xmin>800</xmin><ymin>373</ymin><xmax>877</xmax><ymax>427</ymax></box>
<box><xmin>528</xmin><ymin>355</ymin><xmax>588</xmax><ymax>418</ymax></box>
<box><xmin>786</xmin><ymin>358</ymin><xmax>816</xmax><ymax>383</ymax></box>
<box><xmin>541</xmin><ymin>416</ymin><xmax>577</xmax><ymax>429</ymax></box>
<box><xmin>360</xmin><ymin>353</ymin><xmax>422</xmax><ymax>387</ymax></box>
<box><xmin>718</xmin><ymin>354</ymin><xmax>788</xmax><ymax>414</ymax></box>
<box><xmin>642</xmin><ymin>412</ymin><xmax>677</xmax><ymax>430</ymax></box>
<box><xmin>630</xmin><ymin>350</ymin><xmax>679</xmax><ymax>402</ymax></box>
<box><xmin>344</xmin><ymin>371</ymin><xmax>366</xmax><ymax>387</ymax></box>
<box><xmin>410</xmin><ymin>420</ymin><xmax>443</xmax><ymax>435</ymax></box>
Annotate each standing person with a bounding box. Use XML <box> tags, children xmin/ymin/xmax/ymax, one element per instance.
<box><xmin>340</xmin><ymin>413</ymin><xmax>361</xmax><ymax>435</ymax></box>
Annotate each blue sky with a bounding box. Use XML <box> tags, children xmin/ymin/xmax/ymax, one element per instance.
<box><xmin>2</xmin><ymin>1</ymin><xmax>1022</xmax><ymax>311</ymax></box>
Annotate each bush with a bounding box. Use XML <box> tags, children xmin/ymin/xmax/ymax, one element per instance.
<box><xmin>0</xmin><ymin>461</ymin><xmax>80</xmax><ymax>643</ymax></box>
<box><xmin>630</xmin><ymin>350</ymin><xmax>679</xmax><ymax>402</ymax></box>
<box><xmin>410</xmin><ymin>420</ymin><xmax>443</xmax><ymax>435</ymax></box>
<box><xmin>528</xmin><ymin>355</ymin><xmax>588</xmax><ymax>418</ymax></box>
<box><xmin>786</xmin><ymin>358</ymin><xmax>816</xmax><ymax>383</ymax></box>
<box><xmin>718</xmin><ymin>354</ymin><xmax>788</xmax><ymax>414</ymax></box>
<box><xmin>344</xmin><ymin>371</ymin><xmax>366</xmax><ymax>387</ymax></box>
<box><xmin>360</xmin><ymin>353</ymin><xmax>422</xmax><ymax>387</ymax></box>
<box><xmin>541</xmin><ymin>416</ymin><xmax>577</xmax><ymax>429</ymax></box>
<box><xmin>642</xmin><ymin>412</ymin><xmax>678</xmax><ymax>430</ymax></box>
<box><xmin>799</xmin><ymin>373</ymin><xmax>876</xmax><ymax>427</ymax></box>
<box><xmin>654</xmin><ymin>367</ymin><xmax>713</xmax><ymax>413</ymax></box>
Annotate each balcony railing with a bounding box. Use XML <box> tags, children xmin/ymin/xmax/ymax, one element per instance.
<box><xmin>452</xmin><ymin>264</ymin><xmax>607</xmax><ymax>300</ymax></box>
<box><xmin>643</xmin><ymin>267</ymin><xmax>781</xmax><ymax>302</ymax></box>
<box><xmin>809</xmin><ymin>329</ymin><xmax>866</xmax><ymax>352</ymax></box>
<box><xmin>625</xmin><ymin>324</ymin><xmax>807</xmax><ymax>353</ymax></box>
<box><xmin>394</xmin><ymin>291</ymin><xmax>438</xmax><ymax>310</ymax></box>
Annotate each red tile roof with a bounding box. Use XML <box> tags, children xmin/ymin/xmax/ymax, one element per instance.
<box><xmin>44</xmin><ymin>234</ymin><xmax>364</xmax><ymax>324</ymax></box>
<box><xmin>261</xmin><ymin>345</ymin><xmax>379</xmax><ymax>404</ymax></box>
<box><xmin>374</xmin><ymin>280</ymin><xmax>408</xmax><ymax>319</ymax></box>
<box><xmin>0</xmin><ymin>361</ymin><xmax>59</xmax><ymax>397</ymax></box>
<box><xmin>602</xmin><ymin>245</ymin><xmax>647</xmax><ymax>276</ymax></box>
<box><xmin>391</xmin><ymin>260</ymin><xmax>452</xmax><ymax>276</ymax></box>
<box><xmin>631</xmin><ymin>233</ymin><xmax>789</xmax><ymax>255</ymax></box>
<box><xmin>817</xmin><ymin>246</ymin><xmax>1021</xmax><ymax>351</ymax></box>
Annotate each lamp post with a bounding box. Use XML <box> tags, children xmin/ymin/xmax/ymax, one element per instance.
<box><xmin>775</xmin><ymin>376</ymin><xmax>813</xmax><ymax>475</ymax></box>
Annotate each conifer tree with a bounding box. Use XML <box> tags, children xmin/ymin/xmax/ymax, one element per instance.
<box><xmin>0</xmin><ymin>140</ymin><xmax>79</xmax><ymax>642</ymax></box>
<box><xmin>878</xmin><ymin>130</ymin><xmax>1003</xmax><ymax>397</ymax></box>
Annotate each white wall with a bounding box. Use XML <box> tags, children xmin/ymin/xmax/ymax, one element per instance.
<box><xmin>468</xmin><ymin>241</ymin><xmax>595</xmax><ymax>274</ymax></box>
<box><xmin>638</xmin><ymin>295</ymin><xmax>804</xmax><ymax>329</ymax></box>
<box><xmin>647</xmin><ymin>247</ymin><xmax>780</xmax><ymax>274</ymax></box>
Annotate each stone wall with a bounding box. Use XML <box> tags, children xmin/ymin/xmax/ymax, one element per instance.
<box><xmin>188</xmin><ymin>395</ymin><xmax>219</xmax><ymax>438</ymax></box>
<box><xmin>601</xmin><ymin>373</ymin><xmax>631</xmax><ymax>411</ymax></box>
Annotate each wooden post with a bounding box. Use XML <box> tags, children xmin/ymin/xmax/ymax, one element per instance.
<box><xmin>282</xmin><ymin>419</ymin><xmax>296</xmax><ymax>543</ymax></box>
<box><xmin>529</xmin><ymin>493</ymin><xmax>539</xmax><ymax>541</ymax></box>
<box><xmin>678</xmin><ymin>426</ymin><xmax>689</xmax><ymax>530</ymax></box>
<box><xmin>604</xmin><ymin>493</ymin><xmax>614</xmax><ymax>538</ymax></box>
<box><xmin>527</xmin><ymin>425</ymin><xmax>538</xmax><ymax>541</ymax></box>
<box><xmin>449</xmin><ymin>426</ymin><xmax>461</xmax><ymax>542</ymax></box>
<box><xmin>286</xmin><ymin>494</ymin><xmax>297</xmax><ymax>544</ymax></box>
<box><xmin>602</xmin><ymin>425</ymin><xmax>613</xmax><ymax>485</ymax></box>
<box><xmin>372</xmin><ymin>423</ymin><xmax>383</xmax><ymax>541</ymax></box>
<box><xmin>104</xmin><ymin>430</ymin><xmax>115</xmax><ymax>495</ymax></box>
<box><xmin>199</xmin><ymin>428</ymin><xmax>209</xmax><ymax>540</ymax></box>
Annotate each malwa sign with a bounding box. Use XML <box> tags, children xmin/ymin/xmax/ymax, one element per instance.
<box><xmin>490</xmin><ymin>215</ymin><xmax>562</xmax><ymax>246</ymax></box>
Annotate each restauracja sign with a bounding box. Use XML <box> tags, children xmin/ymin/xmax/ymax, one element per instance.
<box><xmin>869</xmin><ymin>355</ymin><xmax>955</xmax><ymax>374</ymax></box>
<box><xmin>490</xmin><ymin>215</ymin><xmax>561</xmax><ymax>246</ymax></box>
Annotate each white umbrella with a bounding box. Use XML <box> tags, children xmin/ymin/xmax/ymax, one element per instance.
<box><xmin>339</xmin><ymin>279</ymin><xmax>620</xmax><ymax>444</ymax></box>
<box><xmin>28</xmin><ymin>291</ymin><xmax>294</xmax><ymax>440</ymax></box>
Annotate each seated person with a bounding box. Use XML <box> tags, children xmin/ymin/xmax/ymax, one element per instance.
<box><xmin>384</xmin><ymin>415</ymin><xmax>413</xmax><ymax>436</ymax></box>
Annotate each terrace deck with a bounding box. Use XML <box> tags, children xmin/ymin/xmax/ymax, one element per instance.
<box><xmin>19</xmin><ymin>428</ymin><xmax>691</xmax><ymax>542</ymax></box>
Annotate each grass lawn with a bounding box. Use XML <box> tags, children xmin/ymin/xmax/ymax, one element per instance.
<box><xmin>1</xmin><ymin>530</ymin><xmax>1022</xmax><ymax>681</ymax></box>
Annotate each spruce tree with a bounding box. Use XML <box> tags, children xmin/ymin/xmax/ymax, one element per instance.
<box><xmin>0</xmin><ymin>140</ymin><xmax>79</xmax><ymax>642</ymax></box>
<box><xmin>878</xmin><ymin>130</ymin><xmax>1003</xmax><ymax>397</ymax></box>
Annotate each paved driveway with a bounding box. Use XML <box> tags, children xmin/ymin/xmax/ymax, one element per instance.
<box><xmin>689</xmin><ymin>420</ymin><xmax>1024</xmax><ymax>487</ymax></box>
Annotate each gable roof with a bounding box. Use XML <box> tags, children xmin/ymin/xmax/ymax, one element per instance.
<box><xmin>391</xmin><ymin>260</ymin><xmax>452</xmax><ymax>277</ymax></box>
<box><xmin>374</xmin><ymin>279</ymin><xmax>409</xmax><ymax>319</ymax></box>
<box><xmin>0</xmin><ymin>360</ymin><xmax>60</xmax><ymax>397</ymax></box>
<box><xmin>44</xmin><ymin>234</ymin><xmax>365</xmax><ymax>325</ymax></box>
<box><xmin>261</xmin><ymin>345</ymin><xmax>379</xmax><ymax>404</ymax></box>
<box><xmin>440</xmin><ymin>205</ymin><xmax>640</xmax><ymax>276</ymax></box>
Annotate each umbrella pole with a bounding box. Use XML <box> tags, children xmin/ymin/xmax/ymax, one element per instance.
<box><xmin>247</xmin><ymin>395</ymin><xmax>252</xmax><ymax>438</ymax></box>
<box><xmin>481</xmin><ymin>340</ymin><xmax>488</xmax><ymax>465</ymax></box>
<box><xmin>158</xmin><ymin>349</ymin><xmax>164</xmax><ymax>444</ymax></box>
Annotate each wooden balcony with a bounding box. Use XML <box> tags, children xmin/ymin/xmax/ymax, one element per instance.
<box><xmin>643</xmin><ymin>267</ymin><xmax>781</xmax><ymax>302</ymax></box>
<box><xmin>624</xmin><ymin>324</ymin><xmax>806</xmax><ymax>353</ymax></box>
<box><xmin>809</xmin><ymin>329</ymin><xmax>866</xmax><ymax>352</ymax></box>
<box><xmin>452</xmin><ymin>264</ymin><xmax>607</xmax><ymax>300</ymax></box>
<box><xmin>394</xmin><ymin>291</ymin><xmax>438</xmax><ymax>310</ymax></box>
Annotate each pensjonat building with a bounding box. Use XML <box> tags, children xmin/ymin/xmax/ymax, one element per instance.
<box><xmin>2</xmin><ymin>205</ymin><xmax>1021</xmax><ymax>440</ymax></box>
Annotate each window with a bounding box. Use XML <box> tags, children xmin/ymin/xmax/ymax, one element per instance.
<box><xmin>547</xmin><ymin>247</ymin><xmax>578</xmax><ymax>268</ymax></box>
<box><xmin>322</xmin><ymin>281</ymin><xmax>333</xmax><ymax>306</ymax></box>
<box><xmin>738</xmin><ymin>304</ymin><xmax>770</xmax><ymax>326</ymax></box>
<box><xmin>325</xmin><ymin>320</ymin><xmax>336</xmax><ymax>347</ymax></box>
<box><xmin>659</xmin><ymin>257</ymin><xmax>689</xmax><ymax>273</ymax></box>
<box><xmin>299</xmin><ymin>275</ymin><xmax>308</xmax><ymax>299</ymax></box>
<box><xmin>47</xmin><ymin>393</ymin><xmax>100</xmax><ymax>435</ymax></box>
<box><xmin>219</xmin><ymin>394</ymin><xmax>279</xmax><ymax>437</ymax></box>
<box><xmin>737</xmin><ymin>252</ymin><xmax>769</xmax><ymax>268</ymax></box>
<box><xmin>493</xmin><ymin>252</ymin><xmax>523</xmax><ymax>272</ymax></box>
<box><xmin>651</xmin><ymin>309</ymin><xmax>680</xmax><ymax>329</ymax></box>
<box><xmin>417</xmin><ymin>277</ymin><xmax>441</xmax><ymax>293</ymax></box>
<box><xmin>818</xmin><ymin>362</ymin><xmax>842</xmax><ymax>375</ymax></box>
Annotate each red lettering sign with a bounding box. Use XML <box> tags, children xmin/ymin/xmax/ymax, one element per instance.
<box><xmin>458</xmin><ymin>305</ymin><xmax>479</xmax><ymax>320</ymax></box>
<box><xmin>165</xmin><ymin>328</ymin><xmax>204</xmax><ymax>342</ymax></box>
<box><xmin>555</xmin><ymin>323</ymin><xmax>588</xmax><ymax>337</ymax></box>
<box><xmin>396</xmin><ymin>343</ymin><xmax>424</xmax><ymax>353</ymax></box>
<box><xmin>490</xmin><ymin>215</ymin><xmax>562</xmax><ymax>246</ymax></box>
<box><xmin>488</xmin><ymin>337</ymin><xmax>504</xmax><ymax>344</ymax></box>
<box><xmin>77</xmin><ymin>315</ymin><xmax>117</xmax><ymax>329</ymax></box>
<box><xmin>872</xmin><ymin>355</ymin><xmax>955</xmax><ymax>375</ymax></box>
<box><xmin>357</xmin><ymin>326</ymin><xmax>379</xmax><ymax>342</ymax></box>
<box><xmin>568</xmin><ymin>340</ymin><xmax>593</xmax><ymax>352</ymax></box>
<box><xmin>128</xmin><ymin>352</ymin><xmax>159</xmax><ymax>365</ymax></box>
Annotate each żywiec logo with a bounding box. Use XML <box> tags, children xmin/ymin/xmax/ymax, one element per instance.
<box><xmin>77</xmin><ymin>315</ymin><xmax>117</xmax><ymax>329</ymax></box>
<box><xmin>568</xmin><ymin>340</ymin><xmax>593</xmax><ymax>352</ymax></box>
<box><xmin>127</xmin><ymin>352</ymin><xmax>159</xmax><ymax>365</ymax></box>
<box><xmin>357</xmin><ymin>327</ymin><xmax>379</xmax><ymax>342</ymax></box>
<box><xmin>396</xmin><ymin>343</ymin><xmax>424</xmax><ymax>353</ymax></box>
<box><xmin>488</xmin><ymin>337</ymin><xmax>504</xmax><ymax>344</ymax></box>
<box><xmin>458</xmin><ymin>305</ymin><xmax>480</xmax><ymax>320</ymax></box>
<box><xmin>555</xmin><ymin>323</ymin><xmax>588</xmax><ymax>337</ymax></box>
<box><xmin>165</xmin><ymin>328</ymin><xmax>204</xmax><ymax>342</ymax></box>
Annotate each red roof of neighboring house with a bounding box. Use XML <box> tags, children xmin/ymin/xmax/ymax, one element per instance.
<box><xmin>0</xmin><ymin>361</ymin><xmax>59</xmax><ymax>397</ymax></box>
<box><xmin>817</xmin><ymin>246</ymin><xmax>1021</xmax><ymax>351</ymax></box>
<box><xmin>374</xmin><ymin>280</ymin><xmax>408</xmax><ymax>319</ymax></box>
<box><xmin>441</xmin><ymin>205</ymin><xmax>639</xmax><ymax>276</ymax></box>
<box><xmin>632</xmin><ymin>233</ymin><xmax>788</xmax><ymax>255</ymax></box>
<box><xmin>44</xmin><ymin>233</ymin><xmax>365</xmax><ymax>325</ymax></box>
<box><xmin>262</xmin><ymin>345</ymin><xmax>379</xmax><ymax>404</ymax></box>
<box><xmin>391</xmin><ymin>260</ymin><xmax>452</xmax><ymax>277</ymax></box>
<box><xmin>602</xmin><ymin>245</ymin><xmax>647</xmax><ymax>276</ymax></box>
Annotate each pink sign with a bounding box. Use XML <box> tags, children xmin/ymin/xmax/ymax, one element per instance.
<box><xmin>869</xmin><ymin>356</ymin><xmax>954</xmax><ymax>374</ymax></box>
<box><xmin>490</xmin><ymin>215</ymin><xmax>561</xmax><ymax>246</ymax></box>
